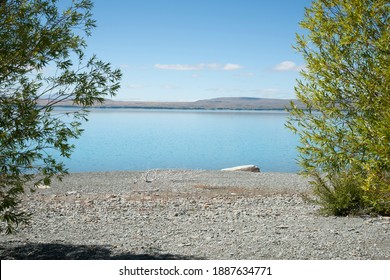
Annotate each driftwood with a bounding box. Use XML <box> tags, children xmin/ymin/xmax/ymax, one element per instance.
<box><xmin>221</xmin><ymin>165</ymin><xmax>260</xmax><ymax>172</ymax></box>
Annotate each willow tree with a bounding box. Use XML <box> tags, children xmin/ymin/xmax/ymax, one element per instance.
<box><xmin>287</xmin><ymin>0</ymin><xmax>389</xmax><ymax>215</ymax></box>
<box><xmin>0</xmin><ymin>0</ymin><xmax>122</xmax><ymax>233</ymax></box>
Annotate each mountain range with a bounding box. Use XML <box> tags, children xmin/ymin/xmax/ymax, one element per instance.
<box><xmin>39</xmin><ymin>97</ymin><xmax>304</xmax><ymax>110</ymax></box>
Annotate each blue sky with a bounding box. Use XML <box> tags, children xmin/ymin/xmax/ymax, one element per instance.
<box><xmin>86</xmin><ymin>0</ymin><xmax>313</xmax><ymax>101</ymax></box>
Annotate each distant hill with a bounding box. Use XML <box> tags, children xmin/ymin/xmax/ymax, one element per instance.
<box><xmin>191</xmin><ymin>97</ymin><xmax>303</xmax><ymax>110</ymax></box>
<box><xmin>38</xmin><ymin>97</ymin><xmax>304</xmax><ymax>110</ymax></box>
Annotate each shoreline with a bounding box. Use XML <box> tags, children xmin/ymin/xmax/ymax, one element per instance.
<box><xmin>47</xmin><ymin>105</ymin><xmax>291</xmax><ymax>111</ymax></box>
<box><xmin>31</xmin><ymin>170</ymin><xmax>311</xmax><ymax>196</ymax></box>
<box><xmin>2</xmin><ymin>170</ymin><xmax>389</xmax><ymax>260</ymax></box>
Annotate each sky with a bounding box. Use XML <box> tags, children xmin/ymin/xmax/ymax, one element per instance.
<box><xmin>84</xmin><ymin>0</ymin><xmax>313</xmax><ymax>101</ymax></box>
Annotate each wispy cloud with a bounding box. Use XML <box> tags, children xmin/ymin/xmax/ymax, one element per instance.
<box><xmin>127</xmin><ymin>84</ymin><xmax>144</xmax><ymax>89</ymax></box>
<box><xmin>161</xmin><ymin>84</ymin><xmax>179</xmax><ymax>90</ymax></box>
<box><xmin>252</xmin><ymin>88</ymin><xmax>287</xmax><ymax>98</ymax></box>
<box><xmin>155</xmin><ymin>64</ymin><xmax>203</xmax><ymax>71</ymax></box>
<box><xmin>273</xmin><ymin>61</ymin><xmax>305</xmax><ymax>72</ymax></box>
<box><xmin>236</xmin><ymin>72</ymin><xmax>255</xmax><ymax>77</ymax></box>
<box><xmin>154</xmin><ymin>63</ymin><xmax>243</xmax><ymax>71</ymax></box>
<box><xmin>222</xmin><ymin>63</ymin><xmax>243</xmax><ymax>71</ymax></box>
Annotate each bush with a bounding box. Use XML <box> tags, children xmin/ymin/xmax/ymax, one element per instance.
<box><xmin>287</xmin><ymin>0</ymin><xmax>390</xmax><ymax>216</ymax></box>
<box><xmin>0</xmin><ymin>0</ymin><xmax>121</xmax><ymax>233</ymax></box>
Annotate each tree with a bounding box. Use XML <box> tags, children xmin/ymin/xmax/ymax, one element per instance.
<box><xmin>287</xmin><ymin>0</ymin><xmax>389</xmax><ymax>215</ymax></box>
<box><xmin>0</xmin><ymin>0</ymin><xmax>122</xmax><ymax>233</ymax></box>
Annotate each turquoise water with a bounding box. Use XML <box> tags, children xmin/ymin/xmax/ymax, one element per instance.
<box><xmin>59</xmin><ymin>109</ymin><xmax>300</xmax><ymax>172</ymax></box>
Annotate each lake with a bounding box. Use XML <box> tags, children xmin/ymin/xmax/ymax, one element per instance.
<box><xmin>59</xmin><ymin>109</ymin><xmax>300</xmax><ymax>172</ymax></box>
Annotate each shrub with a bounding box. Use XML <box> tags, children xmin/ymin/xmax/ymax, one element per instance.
<box><xmin>287</xmin><ymin>0</ymin><xmax>390</xmax><ymax>216</ymax></box>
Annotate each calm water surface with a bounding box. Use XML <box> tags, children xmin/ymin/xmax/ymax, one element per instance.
<box><xmin>60</xmin><ymin>109</ymin><xmax>300</xmax><ymax>172</ymax></box>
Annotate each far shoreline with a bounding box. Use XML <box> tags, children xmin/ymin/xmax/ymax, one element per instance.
<box><xmin>49</xmin><ymin>105</ymin><xmax>290</xmax><ymax>112</ymax></box>
<box><xmin>37</xmin><ymin>96</ymin><xmax>306</xmax><ymax>111</ymax></box>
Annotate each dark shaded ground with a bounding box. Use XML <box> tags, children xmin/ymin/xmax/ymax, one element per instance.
<box><xmin>0</xmin><ymin>241</ymin><xmax>198</xmax><ymax>260</ymax></box>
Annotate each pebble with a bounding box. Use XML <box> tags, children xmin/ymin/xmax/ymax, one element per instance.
<box><xmin>1</xmin><ymin>170</ymin><xmax>389</xmax><ymax>260</ymax></box>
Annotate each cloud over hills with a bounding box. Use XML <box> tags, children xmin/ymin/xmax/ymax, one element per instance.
<box><xmin>154</xmin><ymin>63</ymin><xmax>243</xmax><ymax>71</ymax></box>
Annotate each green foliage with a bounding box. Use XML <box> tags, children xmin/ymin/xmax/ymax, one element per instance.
<box><xmin>0</xmin><ymin>0</ymin><xmax>122</xmax><ymax>233</ymax></box>
<box><xmin>310</xmin><ymin>170</ymin><xmax>366</xmax><ymax>216</ymax></box>
<box><xmin>287</xmin><ymin>0</ymin><xmax>390</xmax><ymax>216</ymax></box>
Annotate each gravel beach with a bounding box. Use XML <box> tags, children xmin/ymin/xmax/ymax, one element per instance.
<box><xmin>1</xmin><ymin>170</ymin><xmax>389</xmax><ymax>260</ymax></box>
